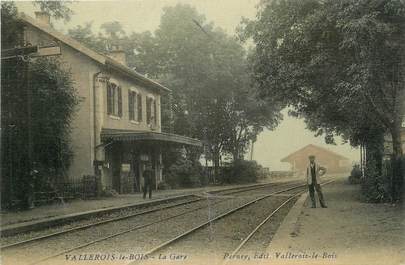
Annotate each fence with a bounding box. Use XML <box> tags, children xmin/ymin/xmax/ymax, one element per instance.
<box><xmin>33</xmin><ymin>175</ymin><xmax>99</xmax><ymax>206</ymax></box>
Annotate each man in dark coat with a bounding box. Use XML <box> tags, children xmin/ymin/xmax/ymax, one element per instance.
<box><xmin>142</xmin><ymin>163</ymin><xmax>153</xmax><ymax>199</ymax></box>
<box><xmin>306</xmin><ymin>155</ymin><xmax>327</xmax><ymax>208</ymax></box>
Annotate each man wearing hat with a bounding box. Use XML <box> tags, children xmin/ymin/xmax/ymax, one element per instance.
<box><xmin>307</xmin><ymin>155</ymin><xmax>327</xmax><ymax>208</ymax></box>
<box><xmin>142</xmin><ymin>162</ymin><xmax>153</xmax><ymax>199</ymax></box>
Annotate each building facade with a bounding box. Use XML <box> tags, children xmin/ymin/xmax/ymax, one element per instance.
<box><xmin>20</xmin><ymin>12</ymin><xmax>201</xmax><ymax>193</ymax></box>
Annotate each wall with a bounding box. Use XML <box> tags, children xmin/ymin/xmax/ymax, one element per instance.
<box><xmin>24</xmin><ymin>23</ymin><xmax>164</xmax><ymax>190</ymax></box>
<box><xmin>101</xmin><ymin>71</ymin><xmax>162</xmax><ymax>133</ymax></box>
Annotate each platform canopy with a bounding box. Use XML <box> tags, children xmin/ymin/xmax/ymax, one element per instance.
<box><xmin>100</xmin><ymin>129</ymin><xmax>202</xmax><ymax>147</ymax></box>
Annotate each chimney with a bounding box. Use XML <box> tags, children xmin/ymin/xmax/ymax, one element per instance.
<box><xmin>108</xmin><ymin>45</ymin><xmax>126</xmax><ymax>66</ymax></box>
<box><xmin>35</xmin><ymin>11</ymin><xmax>51</xmax><ymax>25</ymax></box>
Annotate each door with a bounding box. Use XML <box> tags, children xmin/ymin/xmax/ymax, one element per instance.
<box><xmin>111</xmin><ymin>144</ymin><xmax>122</xmax><ymax>193</ymax></box>
<box><xmin>131</xmin><ymin>157</ymin><xmax>140</xmax><ymax>192</ymax></box>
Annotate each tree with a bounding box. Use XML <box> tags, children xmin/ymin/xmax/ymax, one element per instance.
<box><xmin>126</xmin><ymin>31</ymin><xmax>161</xmax><ymax>76</ymax></box>
<box><xmin>68</xmin><ymin>22</ymin><xmax>106</xmax><ymax>52</ymax></box>
<box><xmin>100</xmin><ymin>21</ymin><xmax>125</xmax><ymax>39</ymax></box>
<box><xmin>150</xmin><ymin>4</ymin><xmax>282</xmax><ymax>178</ymax></box>
<box><xmin>223</xmin><ymin>84</ymin><xmax>282</xmax><ymax>161</ymax></box>
<box><xmin>1</xmin><ymin>2</ymin><xmax>80</xmax><ymax>209</ymax></box>
<box><xmin>241</xmin><ymin>0</ymin><xmax>405</xmax><ymax>201</ymax></box>
<box><xmin>68</xmin><ymin>21</ymin><xmax>161</xmax><ymax>75</ymax></box>
<box><xmin>33</xmin><ymin>0</ymin><xmax>73</xmax><ymax>21</ymax></box>
<box><xmin>2</xmin><ymin>58</ymin><xmax>80</xmax><ymax>209</ymax></box>
<box><xmin>2</xmin><ymin>56</ymin><xmax>80</xmax><ymax>209</ymax></box>
<box><xmin>1</xmin><ymin>2</ymin><xmax>25</xmax><ymax>49</ymax></box>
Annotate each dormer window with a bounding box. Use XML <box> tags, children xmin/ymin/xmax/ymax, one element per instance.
<box><xmin>107</xmin><ymin>81</ymin><xmax>122</xmax><ymax>117</ymax></box>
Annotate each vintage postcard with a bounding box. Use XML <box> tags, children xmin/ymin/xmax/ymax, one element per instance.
<box><xmin>1</xmin><ymin>0</ymin><xmax>404</xmax><ymax>265</ymax></box>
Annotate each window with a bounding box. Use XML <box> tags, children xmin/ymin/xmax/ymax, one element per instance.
<box><xmin>128</xmin><ymin>90</ymin><xmax>136</xmax><ymax>121</ymax></box>
<box><xmin>107</xmin><ymin>82</ymin><xmax>122</xmax><ymax>117</ymax></box>
<box><xmin>146</xmin><ymin>96</ymin><xmax>157</xmax><ymax>126</ymax></box>
<box><xmin>153</xmin><ymin>99</ymin><xmax>157</xmax><ymax>125</ymax></box>
<box><xmin>128</xmin><ymin>90</ymin><xmax>143</xmax><ymax>123</ymax></box>
<box><xmin>146</xmin><ymin>97</ymin><xmax>153</xmax><ymax>125</ymax></box>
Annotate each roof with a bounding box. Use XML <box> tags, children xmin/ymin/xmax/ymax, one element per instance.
<box><xmin>101</xmin><ymin>129</ymin><xmax>202</xmax><ymax>147</ymax></box>
<box><xmin>19</xmin><ymin>13</ymin><xmax>170</xmax><ymax>93</ymax></box>
<box><xmin>281</xmin><ymin>144</ymin><xmax>349</xmax><ymax>162</ymax></box>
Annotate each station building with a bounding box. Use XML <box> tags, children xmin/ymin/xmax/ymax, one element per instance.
<box><xmin>18</xmin><ymin>12</ymin><xmax>201</xmax><ymax>193</ymax></box>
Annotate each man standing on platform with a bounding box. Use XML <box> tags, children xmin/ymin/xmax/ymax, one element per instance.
<box><xmin>306</xmin><ymin>155</ymin><xmax>327</xmax><ymax>208</ymax></box>
<box><xmin>142</xmin><ymin>162</ymin><xmax>153</xmax><ymax>199</ymax></box>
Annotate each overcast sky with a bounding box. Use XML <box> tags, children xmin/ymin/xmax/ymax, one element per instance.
<box><xmin>16</xmin><ymin>0</ymin><xmax>359</xmax><ymax>170</ymax></box>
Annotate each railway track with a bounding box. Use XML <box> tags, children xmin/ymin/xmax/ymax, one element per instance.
<box><xmin>1</xmin><ymin>196</ymin><xmax>203</xmax><ymax>250</ymax></box>
<box><xmin>1</xmin><ymin>181</ymin><xmax>301</xmax><ymax>250</ymax></box>
<box><xmin>221</xmin><ymin>179</ymin><xmax>335</xmax><ymax>265</ymax></box>
<box><xmin>128</xmin><ymin>179</ymin><xmax>335</xmax><ymax>265</ymax></box>
<box><xmin>139</xmin><ymin>183</ymin><xmax>311</xmax><ymax>257</ymax></box>
<box><xmin>1</xmin><ymin>180</ymin><xmax>308</xmax><ymax>265</ymax></box>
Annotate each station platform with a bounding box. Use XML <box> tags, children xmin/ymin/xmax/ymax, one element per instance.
<box><xmin>266</xmin><ymin>176</ymin><xmax>405</xmax><ymax>265</ymax></box>
<box><xmin>0</xmin><ymin>177</ymin><xmax>294</xmax><ymax>235</ymax></box>
<box><xmin>1</xmin><ymin>187</ymin><xmax>204</xmax><ymax>228</ymax></box>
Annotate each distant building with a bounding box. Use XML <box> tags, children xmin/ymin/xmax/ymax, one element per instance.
<box><xmin>281</xmin><ymin>144</ymin><xmax>351</xmax><ymax>175</ymax></box>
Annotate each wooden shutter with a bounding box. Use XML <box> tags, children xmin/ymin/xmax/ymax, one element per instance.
<box><xmin>128</xmin><ymin>91</ymin><xmax>133</xmax><ymax>120</ymax></box>
<box><xmin>107</xmin><ymin>83</ymin><xmax>112</xmax><ymax>115</ymax></box>
<box><xmin>118</xmin><ymin>86</ymin><xmax>122</xmax><ymax>117</ymax></box>
<box><xmin>137</xmin><ymin>94</ymin><xmax>142</xmax><ymax>122</ymax></box>
<box><xmin>146</xmin><ymin>97</ymin><xmax>151</xmax><ymax>124</ymax></box>
<box><xmin>153</xmin><ymin>99</ymin><xmax>157</xmax><ymax>125</ymax></box>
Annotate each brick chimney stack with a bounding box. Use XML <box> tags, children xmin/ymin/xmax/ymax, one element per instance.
<box><xmin>35</xmin><ymin>11</ymin><xmax>50</xmax><ymax>25</ymax></box>
<box><xmin>108</xmin><ymin>45</ymin><xmax>127</xmax><ymax>66</ymax></box>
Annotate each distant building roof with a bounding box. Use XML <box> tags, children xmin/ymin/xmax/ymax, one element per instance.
<box><xmin>281</xmin><ymin>144</ymin><xmax>349</xmax><ymax>162</ymax></box>
<box><xmin>19</xmin><ymin>13</ymin><xmax>170</xmax><ymax>93</ymax></box>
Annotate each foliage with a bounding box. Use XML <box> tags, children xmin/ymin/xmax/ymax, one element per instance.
<box><xmin>1</xmin><ymin>2</ymin><xmax>25</xmax><ymax>49</ymax></box>
<box><xmin>33</xmin><ymin>0</ymin><xmax>73</xmax><ymax>21</ymax></box>
<box><xmin>67</xmin><ymin>22</ymin><xmax>107</xmax><ymax>53</ymax></box>
<box><xmin>362</xmin><ymin>160</ymin><xmax>392</xmax><ymax>203</ymax></box>
<box><xmin>241</xmin><ymin>0</ymin><xmax>405</xmax><ymax>201</ymax></box>
<box><xmin>100</xmin><ymin>21</ymin><xmax>125</xmax><ymax>40</ymax></box>
<box><xmin>164</xmin><ymin>157</ymin><xmax>203</xmax><ymax>188</ymax></box>
<box><xmin>1</xmin><ymin>56</ymin><xmax>80</xmax><ymax>209</ymax></box>
<box><xmin>220</xmin><ymin>160</ymin><xmax>262</xmax><ymax>184</ymax></box>
<box><xmin>1</xmin><ymin>3</ymin><xmax>80</xmax><ymax>208</ymax></box>
<box><xmin>29</xmin><ymin>58</ymin><xmax>80</xmax><ymax>176</ymax></box>
<box><xmin>151</xmin><ymin>5</ymin><xmax>282</xmax><ymax>174</ymax></box>
<box><xmin>67</xmin><ymin>21</ymin><xmax>160</xmax><ymax>73</ymax></box>
<box><xmin>241</xmin><ymin>0</ymin><xmax>405</xmax><ymax>145</ymax></box>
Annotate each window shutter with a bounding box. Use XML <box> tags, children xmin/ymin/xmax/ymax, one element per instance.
<box><xmin>153</xmin><ymin>99</ymin><xmax>157</xmax><ymax>125</ymax></box>
<box><xmin>146</xmin><ymin>97</ymin><xmax>151</xmax><ymax>124</ymax></box>
<box><xmin>118</xmin><ymin>86</ymin><xmax>122</xmax><ymax>117</ymax></box>
<box><xmin>128</xmin><ymin>91</ymin><xmax>133</xmax><ymax>120</ymax></box>
<box><xmin>137</xmin><ymin>94</ymin><xmax>142</xmax><ymax>122</ymax></box>
<box><xmin>107</xmin><ymin>83</ymin><xmax>112</xmax><ymax>115</ymax></box>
